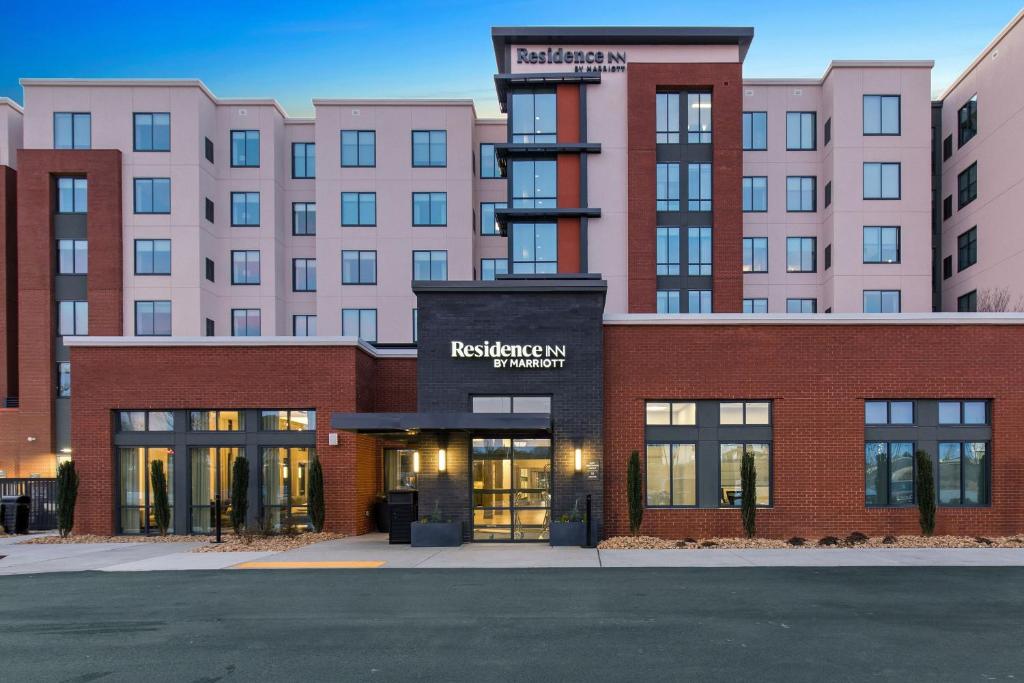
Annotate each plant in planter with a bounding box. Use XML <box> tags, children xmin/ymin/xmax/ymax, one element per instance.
<box><xmin>410</xmin><ymin>501</ymin><xmax>462</xmax><ymax>547</ymax></box>
<box><xmin>915</xmin><ymin>449</ymin><xmax>936</xmax><ymax>536</ymax></box>
<box><xmin>550</xmin><ymin>498</ymin><xmax>586</xmax><ymax>547</ymax></box>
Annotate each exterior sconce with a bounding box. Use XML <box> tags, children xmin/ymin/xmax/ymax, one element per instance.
<box><xmin>438</xmin><ymin>448</ymin><xmax>447</xmax><ymax>472</ymax></box>
<box><xmin>574</xmin><ymin>447</ymin><xmax>583</xmax><ymax>472</ymax></box>
<box><xmin>413</xmin><ymin>450</ymin><xmax>420</xmax><ymax>473</ymax></box>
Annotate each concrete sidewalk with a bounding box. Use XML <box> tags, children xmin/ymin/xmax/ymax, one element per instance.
<box><xmin>3</xmin><ymin>532</ymin><xmax>1024</xmax><ymax>574</ymax></box>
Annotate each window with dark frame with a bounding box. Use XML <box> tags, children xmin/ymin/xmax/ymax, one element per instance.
<box><xmin>293</xmin><ymin>202</ymin><xmax>316</xmax><ymax>235</ymax></box>
<box><xmin>863</xmin><ymin>162</ymin><xmax>900</xmax><ymax>199</ymax></box>
<box><xmin>204</xmin><ymin>137</ymin><xmax>214</xmax><ymax>163</ymax></box>
<box><xmin>687</xmin><ymin>227</ymin><xmax>712</xmax><ymax>276</ymax></box>
<box><xmin>656</xmin><ymin>92</ymin><xmax>680</xmax><ymax>143</ymax></box>
<box><xmin>786</xmin><ymin>236</ymin><xmax>816</xmax><ymax>272</ymax></box>
<box><xmin>943</xmin><ymin>195</ymin><xmax>953</xmax><ymax>220</ymax></box>
<box><xmin>863</xmin><ymin>95</ymin><xmax>901</xmax><ymax>135</ymax></box>
<box><xmin>720</xmin><ymin>443</ymin><xmax>771</xmax><ymax>507</ymax></box>
<box><xmin>943</xmin><ymin>135</ymin><xmax>953</xmax><ymax>161</ymax></box>
<box><xmin>57</xmin><ymin>361</ymin><xmax>71</xmax><ymax>397</ymax></box>
<box><xmin>480</xmin><ymin>258</ymin><xmax>508</xmax><ymax>281</ymax></box>
<box><xmin>134</xmin><ymin>239</ymin><xmax>171</xmax><ymax>275</ymax></box>
<box><xmin>411</xmin><ymin>130</ymin><xmax>447</xmax><ymax>167</ymax></box>
<box><xmin>57</xmin><ymin>300</ymin><xmax>88</xmax><ymax>336</ymax></box>
<box><xmin>480</xmin><ymin>202</ymin><xmax>506</xmax><ymax>236</ymax></box>
<box><xmin>511</xmin><ymin>91</ymin><xmax>557</xmax><ymax>143</ymax></box>
<box><xmin>230</xmin><ymin>192</ymin><xmax>260</xmax><ymax>226</ymax></box>
<box><xmin>865</xmin><ymin>442</ymin><xmax>915</xmax><ymax>506</ymax></box>
<box><xmin>786</xmin><ymin>111</ymin><xmax>815</xmax><ymax>150</ymax></box>
<box><xmin>864</xmin><ymin>400</ymin><xmax>914</xmax><ymax>425</ymax></box>
<box><xmin>657</xmin><ymin>227</ymin><xmax>681</xmax><ymax>275</ymax></box>
<box><xmin>230</xmin><ymin>130</ymin><xmax>260</xmax><ymax>167</ymax></box>
<box><xmin>824</xmin><ymin>117</ymin><xmax>832</xmax><ymax>145</ymax></box>
<box><xmin>293</xmin><ymin>314</ymin><xmax>317</xmax><ymax>337</ymax></box>
<box><xmin>958</xmin><ymin>163</ymin><xmax>977</xmax><ymax>208</ymax></box>
<box><xmin>292</xmin><ymin>142</ymin><xmax>315</xmax><ymax>178</ymax></box>
<box><xmin>479</xmin><ymin>143</ymin><xmax>504</xmax><ymax>178</ymax></box>
<box><xmin>958</xmin><ymin>226</ymin><xmax>978</xmax><ymax>271</ymax></box>
<box><xmin>742</xmin><ymin>111</ymin><xmax>767</xmax><ymax>150</ymax></box>
<box><xmin>646</xmin><ymin>443</ymin><xmax>697</xmax><ymax>507</ymax></box>
<box><xmin>341</xmin><ymin>130</ymin><xmax>375</xmax><ymax>167</ymax></box>
<box><xmin>657</xmin><ymin>290</ymin><xmax>680</xmax><ymax>313</ymax></box>
<box><xmin>687</xmin><ymin>163</ymin><xmax>712</xmax><ymax>211</ymax></box>
<box><xmin>53</xmin><ymin>112</ymin><xmax>91</xmax><ymax>149</ymax></box>
<box><xmin>786</xmin><ymin>298</ymin><xmax>816</xmax><ymax>313</ymax></box>
<box><xmin>510</xmin><ymin>222</ymin><xmax>556</xmax><ymax>274</ymax></box>
<box><xmin>742</xmin><ymin>176</ymin><xmax>767</xmax><ymax>212</ymax></box>
<box><xmin>687</xmin><ymin>92</ymin><xmax>712</xmax><ymax>143</ymax></box>
<box><xmin>133</xmin><ymin>178</ymin><xmax>171</xmax><ymax>214</ymax></box>
<box><xmin>133</xmin><ymin>113</ymin><xmax>170</xmax><ymax>151</ymax></box>
<box><xmin>656</xmin><ymin>163</ymin><xmax>680</xmax><ymax>211</ymax></box>
<box><xmin>863</xmin><ymin>226</ymin><xmax>901</xmax><ymax>264</ymax></box>
<box><xmin>824</xmin><ymin>181</ymin><xmax>832</xmax><ymax>208</ymax></box>
<box><xmin>863</xmin><ymin>289</ymin><xmax>901</xmax><ymax>313</ymax></box>
<box><xmin>341</xmin><ymin>308</ymin><xmax>377</xmax><ymax>342</ymax></box>
<box><xmin>342</xmin><ymin>250</ymin><xmax>377</xmax><ymax>285</ymax></box>
<box><xmin>205</xmin><ymin>258</ymin><xmax>215</xmax><ymax>283</ymax></box>
<box><xmin>292</xmin><ymin>258</ymin><xmax>316</xmax><ymax>292</ymax></box>
<box><xmin>134</xmin><ymin>300</ymin><xmax>171</xmax><ymax>336</ymax></box>
<box><xmin>230</xmin><ymin>250</ymin><xmax>260</xmax><ymax>285</ymax></box>
<box><xmin>205</xmin><ymin>198</ymin><xmax>214</xmax><ymax>223</ymax></box>
<box><xmin>742</xmin><ymin>237</ymin><xmax>768</xmax><ymax>273</ymax></box>
<box><xmin>412</xmin><ymin>192</ymin><xmax>447</xmax><ymax>226</ymax></box>
<box><xmin>341</xmin><ymin>192</ymin><xmax>376</xmax><ymax>226</ymax></box>
<box><xmin>743</xmin><ymin>298</ymin><xmax>768</xmax><ymax>313</ymax></box>
<box><xmin>943</xmin><ymin>255</ymin><xmax>953</xmax><ymax>280</ymax></box>
<box><xmin>824</xmin><ymin>244</ymin><xmax>832</xmax><ymax>270</ymax></box>
<box><xmin>413</xmin><ymin>250</ymin><xmax>448</xmax><ymax>281</ymax></box>
<box><xmin>205</xmin><ymin>318</ymin><xmax>215</xmax><ymax>336</ymax></box>
<box><xmin>786</xmin><ymin>176</ymin><xmax>816</xmax><ymax>212</ymax></box>
<box><xmin>231</xmin><ymin>308</ymin><xmax>261</xmax><ymax>336</ymax></box>
<box><xmin>57</xmin><ymin>239</ymin><xmax>88</xmax><ymax>275</ymax></box>
<box><xmin>56</xmin><ymin>178</ymin><xmax>87</xmax><ymax>213</ymax></box>
<box><xmin>938</xmin><ymin>441</ymin><xmax>989</xmax><ymax>506</ymax></box>
<box><xmin>958</xmin><ymin>290</ymin><xmax>977</xmax><ymax>312</ymax></box>
<box><xmin>958</xmin><ymin>95</ymin><xmax>977</xmax><ymax>147</ymax></box>
<box><xmin>511</xmin><ymin>159</ymin><xmax>556</xmax><ymax>208</ymax></box>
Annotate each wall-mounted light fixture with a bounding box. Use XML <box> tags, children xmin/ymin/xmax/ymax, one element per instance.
<box><xmin>438</xmin><ymin>448</ymin><xmax>447</xmax><ymax>472</ymax></box>
<box><xmin>575</xmin><ymin>446</ymin><xmax>583</xmax><ymax>472</ymax></box>
<box><xmin>413</xmin><ymin>450</ymin><xmax>420</xmax><ymax>473</ymax></box>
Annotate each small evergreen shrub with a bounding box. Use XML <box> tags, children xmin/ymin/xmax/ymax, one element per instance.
<box><xmin>627</xmin><ymin>450</ymin><xmax>643</xmax><ymax>535</ymax></box>
<box><xmin>845</xmin><ymin>531</ymin><xmax>869</xmax><ymax>545</ymax></box>
<box><xmin>699</xmin><ymin>540</ymin><xmax>718</xmax><ymax>548</ymax></box>
<box><xmin>915</xmin><ymin>450</ymin><xmax>936</xmax><ymax>536</ymax></box>
<box><xmin>786</xmin><ymin>536</ymin><xmax>806</xmax><ymax>546</ymax></box>
<box><xmin>308</xmin><ymin>455</ymin><xmax>325</xmax><ymax>532</ymax></box>
<box><xmin>740</xmin><ymin>452</ymin><xmax>757</xmax><ymax>538</ymax></box>
<box><xmin>56</xmin><ymin>460</ymin><xmax>79</xmax><ymax>538</ymax></box>
<box><xmin>817</xmin><ymin>536</ymin><xmax>840</xmax><ymax>546</ymax></box>
<box><xmin>882</xmin><ymin>535</ymin><xmax>898</xmax><ymax>544</ymax></box>
<box><xmin>230</xmin><ymin>456</ymin><xmax>249</xmax><ymax>534</ymax></box>
<box><xmin>150</xmin><ymin>460</ymin><xmax>171</xmax><ymax>536</ymax></box>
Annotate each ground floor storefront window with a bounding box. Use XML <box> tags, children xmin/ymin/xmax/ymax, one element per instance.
<box><xmin>938</xmin><ymin>442</ymin><xmax>989</xmax><ymax>506</ymax></box>
<box><xmin>261</xmin><ymin>447</ymin><xmax>314</xmax><ymax>530</ymax></box>
<box><xmin>118</xmin><ymin>446</ymin><xmax>174</xmax><ymax>534</ymax></box>
<box><xmin>384</xmin><ymin>448</ymin><xmax>418</xmax><ymax>491</ymax></box>
<box><xmin>719</xmin><ymin>443</ymin><xmax>770</xmax><ymax>506</ymax></box>
<box><xmin>190</xmin><ymin>447</ymin><xmax>239</xmax><ymax>533</ymax></box>
<box><xmin>471</xmin><ymin>438</ymin><xmax>551</xmax><ymax>541</ymax></box>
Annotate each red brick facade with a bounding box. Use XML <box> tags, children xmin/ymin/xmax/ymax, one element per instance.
<box><xmin>603</xmin><ymin>322</ymin><xmax>1024</xmax><ymax>539</ymax></box>
<box><xmin>626</xmin><ymin>62</ymin><xmax>744</xmax><ymax>313</ymax></box>
<box><xmin>0</xmin><ymin>164</ymin><xmax>16</xmax><ymax>400</ymax></box>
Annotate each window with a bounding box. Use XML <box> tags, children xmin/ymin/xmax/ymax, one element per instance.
<box><xmin>205</xmin><ymin>258</ymin><xmax>215</xmax><ymax>283</ymax></box>
<box><xmin>720</xmin><ymin>443</ymin><xmax>770</xmax><ymax>506</ymax></box>
<box><xmin>786</xmin><ymin>237</ymin><xmax>816</xmax><ymax>272</ymax></box>
<box><xmin>341</xmin><ymin>130</ymin><xmax>375</xmax><ymax>167</ymax></box>
<box><xmin>656</xmin><ymin>93</ymin><xmax>680</xmax><ymax>143</ymax></box>
<box><xmin>742</xmin><ymin>177</ymin><xmax>767</xmax><ymax>212</ymax></box>
<box><xmin>511</xmin><ymin>223</ymin><xmax>556</xmax><ymax>274</ymax></box>
<box><xmin>293</xmin><ymin>202</ymin><xmax>316</xmax><ymax>235</ymax></box>
<box><xmin>53</xmin><ymin>112</ymin><xmax>90</xmax><ymax>149</ymax></box>
<box><xmin>742</xmin><ymin>112</ymin><xmax>767</xmax><ymax>150</ymax></box>
<box><xmin>743</xmin><ymin>237</ymin><xmax>768</xmax><ymax>273</ymax></box>
<box><xmin>863</xmin><ymin>95</ymin><xmax>900</xmax><ymax>135</ymax></box>
<box><xmin>687</xmin><ymin>92</ymin><xmax>711</xmax><ymax>143</ymax></box>
<box><xmin>657</xmin><ymin>290</ymin><xmax>680</xmax><ymax>313</ymax></box>
<box><xmin>958</xmin><ymin>95</ymin><xmax>977</xmax><ymax>147</ymax></box>
<box><xmin>687</xmin><ymin>227</ymin><xmax>711</xmax><ymax>276</ymax></box>
<box><xmin>187</xmin><ymin>447</ymin><xmax>237</xmax><ymax>531</ymax></box>
<box><xmin>134</xmin><ymin>239</ymin><xmax>171</xmax><ymax>275</ymax></box>
<box><xmin>231</xmin><ymin>250</ymin><xmax>260</xmax><ymax>285</ymax></box>
<box><xmin>958</xmin><ymin>290</ymin><xmax>977</xmax><ymax>312</ymax></box>
<box><xmin>342</xmin><ymin>192</ymin><xmax>376</xmax><ymax>226</ymax></box>
<box><xmin>687</xmin><ymin>290</ymin><xmax>711</xmax><ymax>313</ymax></box>
<box><xmin>938</xmin><ymin>400</ymin><xmax>988</xmax><ymax>425</ymax></box>
<box><xmin>260</xmin><ymin>410</ymin><xmax>316</xmax><ymax>431</ymax></box>
<box><xmin>480</xmin><ymin>258</ymin><xmax>508</xmax><ymax>281</ymax></box>
<box><xmin>58</xmin><ymin>300</ymin><xmax>88</xmax><ymax>336</ymax></box>
<box><xmin>824</xmin><ymin>244</ymin><xmax>832</xmax><ymax>270</ymax></box>
<box><xmin>292</xmin><ymin>142</ymin><xmax>315</xmax><ymax>178</ymax></box>
<box><xmin>293</xmin><ymin>258</ymin><xmax>316</xmax><ymax>292</ymax></box>
<box><xmin>205</xmin><ymin>318</ymin><xmax>214</xmax><ymax>336</ymax></box>
<box><xmin>743</xmin><ymin>298</ymin><xmax>768</xmax><ymax>313</ymax></box>
<box><xmin>413</xmin><ymin>250</ymin><xmax>448</xmax><ymax>281</ymax></box>
<box><xmin>56</xmin><ymin>178</ymin><xmax>87</xmax><ymax>213</ymax></box>
<box><xmin>863</xmin><ymin>290</ymin><xmax>901</xmax><ymax>313</ymax></box>
<box><xmin>132</xmin><ymin>112</ymin><xmax>170</xmax><ymax>152</ymax></box>
<box><xmin>480</xmin><ymin>143</ymin><xmax>503</xmax><ymax>178</ymax></box>
<box><xmin>118</xmin><ymin>446</ymin><xmax>174</xmax><ymax>534</ymax></box>
<box><xmin>511</xmin><ymin>91</ymin><xmax>556</xmax><ymax>143</ymax></box>
<box><xmin>57</xmin><ymin>361</ymin><xmax>71</xmax><ymax>397</ymax></box>
<box><xmin>656</xmin><ymin>227</ymin><xmax>680</xmax><ymax>275</ymax></box>
<box><xmin>480</xmin><ymin>202</ymin><xmax>506</xmax><ymax>236</ymax></box>
<box><xmin>865</xmin><ymin>442</ymin><xmax>914</xmax><ymax>506</ymax></box>
<box><xmin>511</xmin><ymin>159</ymin><xmax>556</xmax><ymax>208</ymax></box>
<box><xmin>656</xmin><ymin>163</ymin><xmax>680</xmax><ymax>211</ymax></box>
<box><xmin>863</xmin><ymin>163</ymin><xmax>900</xmax><ymax>199</ymax></box>
<box><xmin>824</xmin><ymin>117</ymin><xmax>831</xmax><ymax>145</ymax></box>
<box><xmin>943</xmin><ymin>135</ymin><xmax>953</xmax><ymax>161</ymax></box>
<box><xmin>412</xmin><ymin>309</ymin><xmax>418</xmax><ymax>343</ymax></box>
<box><xmin>260</xmin><ymin>446</ymin><xmax>314</xmax><ymax>530</ymax></box>
<box><xmin>117</xmin><ymin>410</ymin><xmax>174</xmax><ymax>432</ymax></box>
<box><xmin>342</xmin><ymin>308</ymin><xmax>377</xmax><ymax>342</ymax></box>
<box><xmin>411</xmin><ymin>192</ymin><xmax>446</xmax><ymax>226</ymax></box>
<box><xmin>687</xmin><ymin>163</ymin><xmax>712</xmax><ymax>211</ymax></box>
<box><xmin>205</xmin><ymin>198</ymin><xmax>214</xmax><ymax>223</ymax></box>
<box><xmin>231</xmin><ymin>193</ymin><xmax>260</xmax><ymax>226</ymax></box>
<box><xmin>471</xmin><ymin>396</ymin><xmax>552</xmax><ymax>414</ymax></box>
<box><xmin>134</xmin><ymin>300</ymin><xmax>171</xmax><ymax>336</ymax></box>
<box><xmin>646</xmin><ymin>444</ymin><xmax>697</xmax><ymax>507</ymax></box>
<box><xmin>205</xmin><ymin>137</ymin><xmax>214</xmax><ymax>163</ymax></box>
<box><xmin>824</xmin><ymin>181</ymin><xmax>832</xmax><ymax>208</ymax></box>
<box><xmin>645</xmin><ymin>401</ymin><xmax>696</xmax><ymax>425</ymax></box>
<box><xmin>720</xmin><ymin>401</ymin><xmax>770</xmax><ymax>425</ymax></box>
<box><xmin>57</xmin><ymin>239</ymin><xmax>88</xmax><ymax>274</ymax></box>
<box><xmin>958</xmin><ymin>163</ymin><xmax>977</xmax><ymax>208</ymax></box>
<box><xmin>341</xmin><ymin>251</ymin><xmax>377</xmax><ymax>285</ymax></box>
<box><xmin>231</xmin><ymin>309</ymin><xmax>261</xmax><ymax>336</ymax></box>
<box><xmin>230</xmin><ymin>130</ymin><xmax>260</xmax><ymax>167</ymax></box>
<box><xmin>863</xmin><ymin>226</ymin><xmax>901</xmax><ymax>264</ymax></box>
<box><xmin>294</xmin><ymin>315</ymin><xmax>317</xmax><ymax>336</ymax></box>
<box><xmin>864</xmin><ymin>400</ymin><xmax>914</xmax><ymax>425</ymax></box>
<box><xmin>943</xmin><ymin>255</ymin><xmax>953</xmax><ymax>280</ymax></box>
<box><xmin>786</xmin><ymin>298</ymin><xmax>816</xmax><ymax>313</ymax></box>
<box><xmin>943</xmin><ymin>196</ymin><xmax>953</xmax><ymax>220</ymax></box>
<box><xmin>411</xmin><ymin>130</ymin><xmax>446</xmax><ymax>167</ymax></box>
<box><xmin>385</xmin><ymin>448</ymin><xmax>418</xmax><ymax>491</ymax></box>
<box><xmin>938</xmin><ymin>441</ymin><xmax>988</xmax><ymax>505</ymax></box>
<box><xmin>786</xmin><ymin>112</ymin><xmax>815</xmax><ymax>150</ymax></box>
<box><xmin>134</xmin><ymin>178</ymin><xmax>171</xmax><ymax>214</ymax></box>
<box><xmin>786</xmin><ymin>176</ymin><xmax>816</xmax><ymax>212</ymax></box>
<box><xmin>189</xmin><ymin>411</ymin><xmax>244</xmax><ymax>431</ymax></box>
<box><xmin>958</xmin><ymin>227</ymin><xmax>977</xmax><ymax>271</ymax></box>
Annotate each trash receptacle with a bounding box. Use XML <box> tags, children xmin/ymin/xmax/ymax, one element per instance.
<box><xmin>387</xmin><ymin>489</ymin><xmax>418</xmax><ymax>544</ymax></box>
<box><xmin>1</xmin><ymin>495</ymin><xmax>31</xmax><ymax>534</ymax></box>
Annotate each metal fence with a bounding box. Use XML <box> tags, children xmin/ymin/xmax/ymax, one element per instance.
<box><xmin>0</xmin><ymin>478</ymin><xmax>58</xmax><ymax>530</ymax></box>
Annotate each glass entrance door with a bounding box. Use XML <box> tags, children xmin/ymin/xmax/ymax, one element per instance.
<box><xmin>189</xmin><ymin>447</ymin><xmax>239</xmax><ymax>533</ymax></box>
<box><xmin>471</xmin><ymin>438</ymin><xmax>551</xmax><ymax>541</ymax></box>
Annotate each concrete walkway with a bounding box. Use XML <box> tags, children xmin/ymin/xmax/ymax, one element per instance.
<box><xmin>3</xmin><ymin>532</ymin><xmax>1024</xmax><ymax>574</ymax></box>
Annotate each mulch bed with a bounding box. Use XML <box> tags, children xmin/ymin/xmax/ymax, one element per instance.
<box><xmin>20</xmin><ymin>531</ymin><xmax>345</xmax><ymax>552</ymax></box>
<box><xmin>599</xmin><ymin>534</ymin><xmax>1024</xmax><ymax>550</ymax></box>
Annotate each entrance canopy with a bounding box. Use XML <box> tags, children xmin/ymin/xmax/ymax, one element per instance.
<box><xmin>330</xmin><ymin>412</ymin><xmax>551</xmax><ymax>436</ymax></box>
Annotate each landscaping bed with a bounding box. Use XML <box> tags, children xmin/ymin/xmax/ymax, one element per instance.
<box><xmin>20</xmin><ymin>531</ymin><xmax>345</xmax><ymax>552</ymax></box>
<box><xmin>21</xmin><ymin>534</ymin><xmax>195</xmax><ymax>545</ymax></box>
<box><xmin>598</xmin><ymin>534</ymin><xmax>1024</xmax><ymax>550</ymax></box>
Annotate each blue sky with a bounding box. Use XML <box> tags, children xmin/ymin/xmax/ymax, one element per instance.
<box><xmin>1</xmin><ymin>0</ymin><xmax>1019</xmax><ymax>117</ymax></box>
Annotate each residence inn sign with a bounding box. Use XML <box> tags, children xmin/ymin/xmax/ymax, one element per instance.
<box><xmin>450</xmin><ymin>341</ymin><xmax>568</xmax><ymax>369</ymax></box>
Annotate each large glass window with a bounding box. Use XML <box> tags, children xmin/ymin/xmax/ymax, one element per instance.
<box><xmin>938</xmin><ymin>442</ymin><xmax>988</xmax><ymax>506</ymax></box>
<box><xmin>293</xmin><ymin>314</ymin><xmax>317</xmax><ymax>336</ymax></box>
<box><xmin>687</xmin><ymin>163</ymin><xmax>712</xmax><ymax>211</ymax></box>
<box><xmin>958</xmin><ymin>95</ymin><xmax>977</xmax><ymax>147</ymax></box>
<box><xmin>720</xmin><ymin>401</ymin><xmax>770</xmax><ymax>425</ymax></box>
<box><xmin>743</xmin><ymin>237</ymin><xmax>768</xmax><ymax>273</ymax></box>
<box><xmin>646</xmin><ymin>443</ymin><xmax>696</xmax><ymax>506</ymax></box>
<box><xmin>189</xmin><ymin>410</ymin><xmax>244</xmax><ymax>431</ymax></box>
<box><xmin>384</xmin><ymin>449</ymin><xmax>418</xmax><ymax>491</ymax></box>
<box><xmin>786</xmin><ymin>237</ymin><xmax>816</xmax><ymax>272</ymax></box>
<box><xmin>293</xmin><ymin>202</ymin><xmax>316</xmax><ymax>235</ymax></box>
<box><xmin>411</xmin><ymin>130</ymin><xmax>446</xmax><ymax>167</ymax></box>
<box><xmin>58</xmin><ymin>300</ymin><xmax>88</xmax><ymax>336</ymax></box>
<box><xmin>230</xmin><ymin>130</ymin><xmax>260</xmax><ymax>167</ymax></box>
<box><xmin>231</xmin><ymin>192</ymin><xmax>260</xmax><ymax>226</ymax></box>
<box><xmin>687</xmin><ymin>93</ymin><xmax>712</xmax><ymax>143</ymax></box>
<box><xmin>413</xmin><ymin>250</ymin><xmax>448</xmax><ymax>281</ymax></box>
<box><xmin>342</xmin><ymin>308</ymin><xmax>377</xmax><ymax>342</ymax></box>
<box><xmin>57</xmin><ymin>178</ymin><xmax>87</xmax><ymax>214</ymax></box>
<box><xmin>189</xmin><ymin>447</ymin><xmax>239</xmax><ymax>534</ymax></box>
<box><xmin>342</xmin><ymin>192</ymin><xmax>376</xmax><ymax>226</ymax></box>
<box><xmin>472</xmin><ymin>438</ymin><xmax>551</xmax><ymax>541</ymax></box>
<box><xmin>511</xmin><ymin>222</ymin><xmax>557</xmax><ymax>274</ymax></box>
<box><xmin>657</xmin><ymin>290</ymin><xmax>680</xmax><ymax>314</ymax></box>
<box><xmin>786</xmin><ymin>112</ymin><xmax>816</xmax><ymax>150</ymax></box>
<box><xmin>744</xmin><ymin>298</ymin><xmax>768</xmax><ymax>314</ymax></box>
<box><xmin>260</xmin><ymin>409</ymin><xmax>316</xmax><ymax>431</ymax></box>
<box><xmin>645</xmin><ymin>401</ymin><xmax>696</xmax><ymax>426</ymax></box>
<box><xmin>656</xmin><ymin>93</ymin><xmax>680</xmax><ymax>143</ymax></box>
<box><xmin>687</xmin><ymin>227</ymin><xmax>712</xmax><ymax>276</ymax></box>
<box><xmin>958</xmin><ymin>163</ymin><xmax>977</xmax><ymax>208</ymax></box>
<box><xmin>656</xmin><ymin>227</ymin><xmax>680</xmax><ymax>275</ymax></box>
<box><xmin>864</xmin><ymin>400</ymin><xmax>914</xmax><ymax>425</ymax></box>
<box><xmin>57</xmin><ymin>239</ymin><xmax>88</xmax><ymax>275</ymax></box>
<box><xmin>863</xmin><ymin>226</ymin><xmax>900</xmax><ymax>264</ymax></box>
<box><xmin>511</xmin><ymin>159</ymin><xmax>556</xmax><ymax>208</ymax></box>
<box><xmin>480</xmin><ymin>143</ymin><xmax>503</xmax><ymax>179</ymax></box>
<box><xmin>57</xmin><ymin>361</ymin><xmax>71</xmax><ymax>397</ymax></box>
<box><xmin>786</xmin><ymin>176</ymin><xmax>816</xmax><ymax>212</ymax></box>
<box><xmin>117</xmin><ymin>410</ymin><xmax>174</xmax><ymax>432</ymax></box>
<box><xmin>231</xmin><ymin>250</ymin><xmax>261</xmax><ymax>285</ymax></box>
<box><xmin>864</xmin><ymin>163</ymin><xmax>901</xmax><ymax>199</ymax></box>
<box><xmin>231</xmin><ymin>308</ymin><xmax>261</xmax><ymax>336</ymax></box>
<box><xmin>133</xmin><ymin>178</ymin><xmax>171</xmax><ymax>214</ymax></box>
<box><xmin>472</xmin><ymin>395</ymin><xmax>552</xmax><ymax>414</ymax></box>
<box><xmin>865</xmin><ymin>442</ymin><xmax>914</xmax><ymax>506</ymax></box>
<box><xmin>342</xmin><ymin>250</ymin><xmax>376</xmax><ymax>285</ymax></box>
<box><xmin>135</xmin><ymin>300</ymin><xmax>171</xmax><ymax>336</ymax></box>
<box><xmin>292</xmin><ymin>142</ymin><xmax>315</xmax><ymax>178</ymax></box>
<box><xmin>958</xmin><ymin>227</ymin><xmax>977</xmax><ymax>271</ymax></box>
<box><xmin>938</xmin><ymin>401</ymin><xmax>988</xmax><ymax>425</ymax></box>
<box><xmin>511</xmin><ymin>91</ymin><xmax>556</xmax><ymax>143</ymax></box>
<box><xmin>863</xmin><ymin>290</ymin><xmax>901</xmax><ymax>313</ymax></box>
<box><xmin>133</xmin><ymin>113</ymin><xmax>170</xmax><ymax>151</ymax></box>
<box><xmin>958</xmin><ymin>291</ymin><xmax>977</xmax><ymax>312</ymax></box>
<box><xmin>742</xmin><ymin>112</ymin><xmax>767</xmax><ymax>150</ymax></box>
<box><xmin>54</xmin><ymin>112</ymin><xmax>91</xmax><ymax>149</ymax></box>
<box><xmin>720</xmin><ymin>443</ymin><xmax>770</xmax><ymax>506</ymax></box>
<box><xmin>656</xmin><ymin>163</ymin><xmax>680</xmax><ymax>211</ymax></box>
<box><xmin>412</xmin><ymin>192</ymin><xmax>446</xmax><ymax>226</ymax></box>
<box><xmin>480</xmin><ymin>258</ymin><xmax>508</xmax><ymax>281</ymax></box>
<box><xmin>688</xmin><ymin>290</ymin><xmax>711</xmax><ymax>314</ymax></box>
<box><xmin>341</xmin><ymin>130</ymin><xmax>375</xmax><ymax>167</ymax></box>
<box><xmin>742</xmin><ymin>176</ymin><xmax>767</xmax><ymax>212</ymax></box>
<box><xmin>480</xmin><ymin>202</ymin><xmax>506</xmax><ymax>236</ymax></box>
<box><xmin>134</xmin><ymin>239</ymin><xmax>171</xmax><ymax>275</ymax></box>
<box><xmin>863</xmin><ymin>96</ymin><xmax>900</xmax><ymax>135</ymax></box>
<box><xmin>293</xmin><ymin>258</ymin><xmax>316</xmax><ymax>292</ymax></box>
<box><xmin>261</xmin><ymin>447</ymin><xmax>314</xmax><ymax>530</ymax></box>
<box><xmin>786</xmin><ymin>298</ymin><xmax>816</xmax><ymax>313</ymax></box>
<box><xmin>118</xmin><ymin>446</ymin><xmax>174</xmax><ymax>534</ymax></box>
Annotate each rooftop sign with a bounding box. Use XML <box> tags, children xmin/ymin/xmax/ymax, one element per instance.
<box><xmin>515</xmin><ymin>47</ymin><xmax>627</xmax><ymax>73</ymax></box>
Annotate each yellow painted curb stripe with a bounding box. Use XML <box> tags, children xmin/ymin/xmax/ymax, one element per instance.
<box><xmin>233</xmin><ymin>560</ymin><xmax>385</xmax><ymax>569</ymax></box>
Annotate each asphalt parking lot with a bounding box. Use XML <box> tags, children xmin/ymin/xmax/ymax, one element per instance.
<box><xmin>1</xmin><ymin>567</ymin><xmax>1022</xmax><ymax>681</ymax></box>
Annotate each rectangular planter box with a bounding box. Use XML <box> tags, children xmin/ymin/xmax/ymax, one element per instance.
<box><xmin>549</xmin><ymin>521</ymin><xmax>586</xmax><ymax>547</ymax></box>
<box><xmin>410</xmin><ymin>521</ymin><xmax>463</xmax><ymax>547</ymax></box>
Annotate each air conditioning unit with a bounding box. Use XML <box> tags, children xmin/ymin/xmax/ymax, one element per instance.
<box><xmin>238</xmin><ymin>108</ymin><xmax>248</xmax><ymax>116</ymax></box>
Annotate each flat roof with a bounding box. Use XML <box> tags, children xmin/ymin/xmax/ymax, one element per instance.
<box><xmin>604</xmin><ymin>312</ymin><xmax>1024</xmax><ymax>326</ymax></box>
<box><xmin>492</xmin><ymin>26</ymin><xmax>755</xmax><ymax>71</ymax></box>
<box><xmin>413</xmin><ymin>274</ymin><xmax>608</xmax><ymax>295</ymax></box>
<box><xmin>63</xmin><ymin>336</ymin><xmax>417</xmax><ymax>358</ymax></box>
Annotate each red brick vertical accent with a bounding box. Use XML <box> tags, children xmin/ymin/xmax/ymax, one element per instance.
<box><xmin>604</xmin><ymin>322</ymin><xmax>1024</xmax><ymax>539</ymax></box>
<box><xmin>556</xmin><ymin>84</ymin><xmax>584</xmax><ymax>273</ymax></box>
<box><xmin>627</xmin><ymin>63</ymin><xmax>744</xmax><ymax>313</ymax></box>
<box><xmin>556</xmin><ymin>84</ymin><xmax>580</xmax><ymax>144</ymax></box>
<box><xmin>0</xmin><ymin>165</ymin><xmax>16</xmax><ymax>399</ymax></box>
